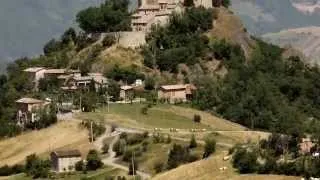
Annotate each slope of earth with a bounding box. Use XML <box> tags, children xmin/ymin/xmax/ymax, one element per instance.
<box><xmin>210</xmin><ymin>7</ymin><xmax>256</xmax><ymax>59</ymax></box>
<box><xmin>263</xmin><ymin>26</ymin><xmax>320</xmax><ymax>65</ymax></box>
<box><xmin>0</xmin><ymin>121</ymin><xmax>92</xmax><ymax>166</ymax></box>
<box><xmin>152</xmin><ymin>151</ymin><xmax>300</xmax><ymax>180</ymax></box>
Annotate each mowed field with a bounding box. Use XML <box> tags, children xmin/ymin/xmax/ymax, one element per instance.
<box><xmin>0</xmin><ymin>121</ymin><xmax>93</xmax><ymax>166</ymax></box>
<box><xmin>76</xmin><ymin>104</ymin><xmax>245</xmax><ymax>131</ymax></box>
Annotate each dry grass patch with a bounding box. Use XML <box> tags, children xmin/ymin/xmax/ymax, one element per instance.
<box><xmin>153</xmin><ymin>150</ymin><xmax>300</xmax><ymax>180</ymax></box>
<box><xmin>0</xmin><ymin>121</ymin><xmax>90</xmax><ymax>166</ymax></box>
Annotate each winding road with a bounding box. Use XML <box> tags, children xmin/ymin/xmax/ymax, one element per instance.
<box><xmin>94</xmin><ymin>127</ymin><xmax>152</xmax><ymax>180</ymax></box>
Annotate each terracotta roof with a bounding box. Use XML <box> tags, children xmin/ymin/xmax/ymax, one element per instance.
<box><xmin>16</xmin><ymin>98</ymin><xmax>44</xmax><ymax>104</ymax></box>
<box><xmin>52</xmin><ymin>150</ymin><xmax>81</xmax><ymax>158</ymax></box>
<box><xmin>121</xmin><ymin>85</ymin><xmax>133</xmax><ymax>90</ymax></box>
<box><xmin>160</xmin><ymin>84</ymin><xmax>186</xmax><ymax>90</ymax></box>
<box><xmin>23</xmin><ymin>67</ymin><xmax>45</xmax><ymax>73</ymax></box>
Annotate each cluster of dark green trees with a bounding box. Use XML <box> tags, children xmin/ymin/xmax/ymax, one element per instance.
<box><xmin>232</xmin><ymin>133</ymin><xmax>320</xmax><ymax>178</ymax></box>
<box><xmin>143</xmin><ymin>7</ymin><xmax>215</xmax><ymax>72</ymax></box>
<box><xmin>193</xmin><ymin>38</ymin><xmax>320</xmax><ymax>135</ymax></box>
<box><xmin>76</xmin><ymin>0</ymin><xmax>131</xmax><ymax>33</ymax></box>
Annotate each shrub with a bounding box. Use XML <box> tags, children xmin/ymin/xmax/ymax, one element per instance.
<box><xmin>120</xmin><ymin>132</ymin><xmax>128</xmax><ymax>140</ymax></box>
<box><xmin>128</xmin><ymin>160</ymin><xmax>138</xmax><ymax>175</ymax></box>
<box><xmin>126</xmin><ymin>134</ymin><xmax>145</xmax><ymax>145</ymax></box>
<box><xmin>111</xmin><ymin>124</ymin><xmax>117</xmax><ymax>132</ymax></box>
<box><xmin>123</xmin><ymin>149</ymin><xmax>133</xmax><ymax>162</ymax></box>
<box><xmin>193</xmin><ymin>114</ymin><xmax>201</xmax><ymax>123</ymax></box>
<box><xmin>167</xmin><ymin>144</ymin><xmax>192</xmax><ymax>169</ymax></box>
<box><xmin>141</xmin><ymin>106</ymin><xmax>148</xmax><ymax>115</ymax></box>
<box><xmin>75</xmin><ymin>161</ymin><xmax>84</xmax><ymax>171</ymax></box>
<box><xmin>232</xmin><ymin>148</ymin><xmax>258</xmax><ymax>173</ymax></box>
<box><xmin>166</xmin><ymin>134</ymin><xmax>172</xmax><ymax>144</ymax></box>
<box><xmin>203</xmin><ymin>138</ymin><xmax>216</xmax><ymax>158</ymax></box>
<box><xmin>154</xmin><ymin>161</ymin><xmax>164</xmax><ymax>173</ymax></box>
<box><xmin>153</xmin><ymin>133</ymin><xmax>165</xmax><ymax>143</ymax></box>
<box><xmin>113</xmin><ymin>139</ymin><xmax>127</xmax><ymax>156</ymax></box>
<box><xmin>102</xmin><ymin>142</ymin><xmax>109</xmax><ymax>154</ymax></box>
<box><xmin>189</xmin><ymin>134</ymin><xmax>197</xmax><ymax>149</ymax></box>
<box><xmin>86</xmin><ymin>149</ymin><xmax>103</xmax><ymax>171</ymax></box>
<box><xmin>142</xmin><ymin>131</ymin><xmax>149</xmax><ymax>138</ymax></box>
<box><xmin>102</xmin><ymin>34</ymin><xmax>116</xmax><ymax>47</ymax></box>
<box><xmin>142</xmin><ymin>141</ymin><xmax>149</xmax><ymax>152</ymax></box>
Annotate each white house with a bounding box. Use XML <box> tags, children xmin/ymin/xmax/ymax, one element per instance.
<box><xmin>51</xmin><ymin>150</ymin><xmax>82</xmax><ymax>173</ymax></box>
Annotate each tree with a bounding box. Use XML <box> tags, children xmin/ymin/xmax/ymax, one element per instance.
<box><xmin>128</xmin><ymin>159</ymin><xmax>138</xmax><ymax>175</ymax></box>
<box><xmin>232</xmin><ymin>148</ymin><xmax>258</xmax><ymax>173</ymax></box>
<box><xmin>203</xmin><ymin>138</ymin><xmax>216</xmax><ymax>158</ymax></box>
<box><xmin>25</xmin><ymin>154</ymin><xmax>50</xmax><ymax>178</ymax></box>
<box><xmin>76</xmin><ymin>0</ymin><xmax>131</xmax><ymax>33</ymax></box>
<box><xmin>75</xmin><ymin>160</ymin><xmax>85</xmax><ymax>171</ymax></box>
<box><xmin>189</xmin><ymin>134</ymin><xmax>197</xmax><ymax>149</ymax></box>
<box><xmin>222</xmin><ymin>0</ymin><xmax>231</xmax><ymax>8</ymax></box>
<box><xmin>184</xmin><ymin>0</ymin><xmax>194</xmax><ymax>7</ymax></box>
<box><xmin>102</xmin><ymin>34</ymin><xmax>116</xmax><ymax>47</ymax></box>
<box><xmin>86</xmin><ymin>150</ymin><xmax>103</xmax><ymax>170</ymax></box>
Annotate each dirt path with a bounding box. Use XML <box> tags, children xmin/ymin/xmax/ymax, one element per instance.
<box><xmin>94</xmin><ymin>127</ymin><xmax>151</xmax><ymax>179</ymax></box>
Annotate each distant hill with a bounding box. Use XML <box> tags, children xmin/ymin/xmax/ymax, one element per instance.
<box><xmin>231</xmin><ymin>0</ymin><xmax>320</xmax><ymax>35</ymax></box>
<box><xmin>0</xmin><ymin>0</ymin><xmax>102</xmax><ymax>62</ymax></box>
<box><xmin>231</xmin><ymin>0</ymin><xmax>320</xmax><ymax>65</ymax></box>
<box><xmin>263</xmin><ymin>26</ymin><xmax>320</xmax><ymax>65</ymax></box>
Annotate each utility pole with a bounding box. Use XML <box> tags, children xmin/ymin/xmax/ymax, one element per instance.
<box><xmin>132</xmin><ymin>151</ymin><xmax>135</xmax><ymax>179</ymax></box>
<box><xmin>90</xmin><ymin>121</ymin><xmax>94</xmax><ymax>143</ymax></box>
<box><xmin>79</xmin><ymin>94</ymin><xmax>82</xmax><ymax>112</ymax></box>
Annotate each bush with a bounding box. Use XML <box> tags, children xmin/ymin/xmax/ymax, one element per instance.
<box><xmin>128</xmin><ymin>160</ymin><xmax>138</xmax><ymax>175</ymax></box>
<box><xmin>113</xmin><ymin>139</ymin><xmax>127</xmax><ymax>156</ymax></box>
<box><xmin>203</xmin><ymin>138</ymin><xmax>216</xmax><ymax>158</ymax></box>
<box><xmin>166</xmin><ymin>134</ymin><xmax>172</xmax><ymax>144</ymax></box>
<box><xmin>193</xmin><ymin>114</ymin><xmax>201</xmax><ymax>123</ymax></box>
<box><xmin>102</xmin><ymin>34</ymin><xmax>116</xmax><ymax>47</ymax></box>
<box><xmin>141</xmin><ymin>106</ymin><xmax>149</xmax><ymax>115</ymax></box>
<box><xmin>153</xmin><ymin>133</ymin><xmax>165</xmax><ymax>144</ymax></box>
<box><xmin>102</xmin><ymin>142</ymin><xmax>109</xmax><ymax>154</ymax></box>
<box><xmin>143</xmin><ymin>131</ymin><xmax>149</xmax><ymax>138</ymax></box>
<box><xmin>127</xmin><ymin>134</ymin><xmax>145</xmax><ymax>145</ymax></box>
<box><xmin>154</xmin><ymin>161</ymin><xmax>164</xmax><ymax>173</ymax></box>
<box><xmin>167</xmin><ymin>144</ymin><xmax>193</xmax><ymax>169</ymax></box>
<box><xmin>86</xmin><ymin>150</ymin><xmax>103</xmax><ymax>171</ymax></box>
<box><xmin>120</xmin><ymin>132</ymin><xmax>128</xmax><ymax>140</ymax></box>
<box><xmin>189</xmin><ymin>134</ymin><xmax>197</xmax><ymax>149</ymax></box>
<box><xmin>142</xmin><ymin>141</ymin><xmax>149</xmax><ymax>152</ymax></box>
<box><xmin>111</xmin><ymin>124</ymin><xmax>117</xmax><ymax>132</ymax></box>
<box><xmin>75</xmin><ymin>161</ymin><xmax>84</xmax><ymax>171</ymax></box>
<box><xmin>232</xmin><ymin>148</ymin><xmax>258</xmax><ymax>174</ymax></box>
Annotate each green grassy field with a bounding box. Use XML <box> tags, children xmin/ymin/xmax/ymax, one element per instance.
<box><xmin>76</xmin><ymin>103</ymin><xmax>210</xmax><ymax>129</ymax></box>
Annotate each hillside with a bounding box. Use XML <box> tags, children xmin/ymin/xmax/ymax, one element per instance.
<box><xmin>153</xmin><ymin>154</ymin><xmax>300</xmax><ymax>180</ymax></box>
<box><xmin>0</xmin><ymin>121</ymin><xmax>92</xmax><ymax>166</ymax></box>
<box><xmin>262</xmin><ymin>26</ymin><xmax>320</xmax><ymax>65</ymax></box>
<box><xmin>231</xmin><ymin>0</ymin><xmax>320</xmax><ymax>35</ymax></box>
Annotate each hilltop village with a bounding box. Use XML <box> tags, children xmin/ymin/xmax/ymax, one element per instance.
<box><xmin>2</xmin><ymin>0</ymin><xmax>320</xmax><ymax>180</ymax></box>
